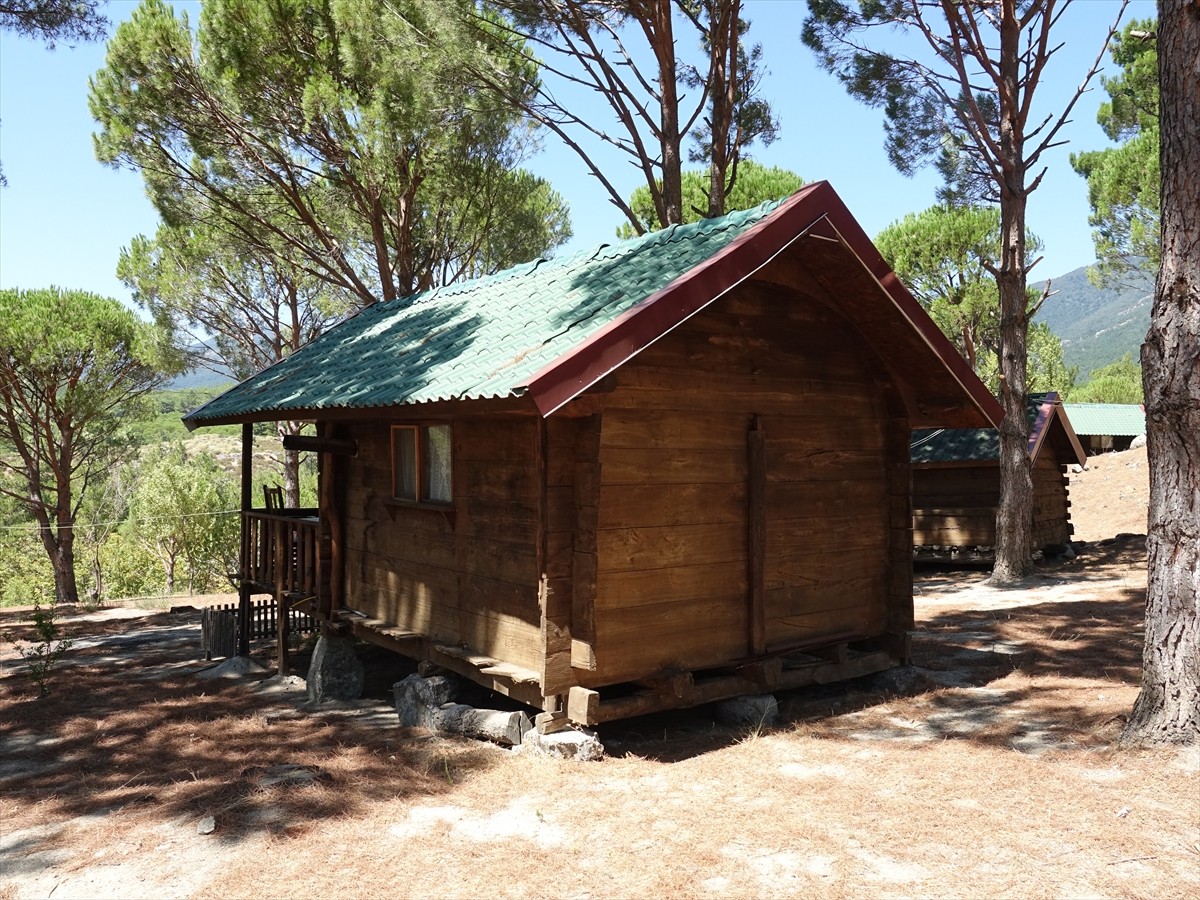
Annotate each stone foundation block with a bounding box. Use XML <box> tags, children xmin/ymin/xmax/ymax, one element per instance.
<box><xmin>306</xmin><ymin>634</ymin><xmax>364</xmax><ymax>703</ymax></box>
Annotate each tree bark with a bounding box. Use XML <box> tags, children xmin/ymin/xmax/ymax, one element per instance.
<box><xmin>647</xmin><ymin>0</ymin><xmax>683</xmax><ymax>226</ymax></box>
<box><xmin>990</xmin><ymin>0</ymin><xmax>1035</xmax><ymax>584</ymax></box>
<box><xmin>33</xmin><ymin>469</ymin><xmax>80</xmax><ymax>605</ymax></box>
<box><xmin>705</xmin><ymin>0</ymin><xmax>737</xmax><ymax>218</ymax></box>
<box><xmin>278</xmin><ymin>420</ymin><xmax>306</xmax><ymax>508</ymax></box>
<box><xmin>45</xmin><ymin>537</ymin><xmax>80</xmax><ymax>606</ymax></box>
<box><xmin>1121</xmin><ymin>0</ymin><xmax>1200</xmax><ymax>746</ymax></box>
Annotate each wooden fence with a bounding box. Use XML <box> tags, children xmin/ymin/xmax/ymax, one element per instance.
<box><xmin>201</xmin><ymin>597</ymin><xmax>318</xmax><ymax>660</ymax></box>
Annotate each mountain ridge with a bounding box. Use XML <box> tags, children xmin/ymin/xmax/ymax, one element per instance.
<box><xmin>1034</xmin><ymin>263</ymin><xmax>1151</xmax><ymax>378</ymax></box>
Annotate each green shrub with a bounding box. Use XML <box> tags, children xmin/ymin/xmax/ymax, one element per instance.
<box><xmin>0</xmin><ymin>531</ymin><xmax>55</xmax><ymax>607</ymax></box>
<box><xmin>98</xmin><ymin>532</ymin><xmax>165</xmax><ymax>599</ymax></box>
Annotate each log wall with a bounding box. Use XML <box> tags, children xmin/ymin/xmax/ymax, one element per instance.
<box><xmin>341</xmin><ymin>417</ymin><xmax>545</xmax><ymax>672</ymax></box>
<box><xmin>1031</xmin><ymin>455</ymin><xmax>1074</xmax><ymax>549</ymax></box>
<box><xmin>585</xmin><ymin>281</ymin><xmax>894</xmax><ymax>686</ymax></box>
<box><xmin>912</xmin><ymin>455</ymin><xmax>1072</xmax><ymax>550</ymax></box>
<box><xmin>331</xmin><ymin>279</ymin><xmax>916</xmax><ymax>696</ymax></box>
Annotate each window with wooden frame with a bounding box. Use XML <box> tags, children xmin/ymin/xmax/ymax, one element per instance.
<box><xmin>391</xmin><ymin>423</ymin><xmax>453</xmax><ymax>506</ymax></box>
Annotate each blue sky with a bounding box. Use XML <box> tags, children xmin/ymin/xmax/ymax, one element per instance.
<box><xmin>0</xmin><ymin>0</ymin><xmax>1149</xmax><ymax>312</ymax></box>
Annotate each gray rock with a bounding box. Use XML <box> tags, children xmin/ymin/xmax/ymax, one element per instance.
<box><xmin>714</xmin><ymin>693</ymin><xmax>780</xmax><ymax>729</ymax></box>
<box><xmin>394</xmin><ymin>675</ymin><xmax>528</xmax><ymax>746</ymax></box>
<box><xmin>520</xmin><ymin>726</ymin><xmax>605</xmax><ymax>761</ymax></box>
<box><xmin>197</xmin><ymin>815</ymin><xmax>216</xmax><ymax>835</ymax></box>
<box><xmin>393</xmin><ymin>674</ymin><xmax>460</xmax><ymax>727</ymax></box>
<box><xmin>306</xmin><ymin>633</ymin><xmax>364</xmax><ymax>703</ymax></box>
<box><xmin>1130</xmin><ymin>433</ymin><xmax>1147</xmax><ymax>449</ymax></box>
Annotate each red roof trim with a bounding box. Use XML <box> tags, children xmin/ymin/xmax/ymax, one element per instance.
<box><xmin>1029</xmin><ymin>392</ymin><xmax>1088</xmax><ymax>467</ymax></box>
<box><xmin>522</xmin><ymin>181</ymin><xmax>1003</xmax><ymax>427</ymax></box>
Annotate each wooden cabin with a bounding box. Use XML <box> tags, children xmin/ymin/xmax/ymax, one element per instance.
<box><xmin>184</xmin><ymin>182</ymin><xmax>1001</xmax><ymax>726</ymax></box>
<box><xmin>911</xmin><ymin>393</ymin><xmax>1086</xmax><ymax>555</ymax></box>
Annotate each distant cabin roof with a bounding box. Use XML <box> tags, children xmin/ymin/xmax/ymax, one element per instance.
<box><xmin>184</xmin><ymin>181</ymin><xmax>1002</xmax><ymax>430</ymax></box>
<box><xmin>1061</xmin><ymin>403</ymin><xmax>1146</xmax><ymax>437</ymax></box>
<box><xmin>912</xmin><ymin>392</ymin><xmax>1086</xmax><ymax>468</ymax></box>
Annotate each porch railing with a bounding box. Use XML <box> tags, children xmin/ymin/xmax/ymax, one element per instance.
<box><xmin>241</xmin><ymin>509</ymin><xmax>320</xmax><ymax>598</ymax></box>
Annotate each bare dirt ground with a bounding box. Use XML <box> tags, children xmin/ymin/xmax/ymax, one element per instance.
<box><xmin>1068</xmin><ymin>444</ymin><xmax>1149</xmax><ymax>542</ymax></box>
<box><xmin>2</xmin><ymin>447</ymin><xmax>1197</xmax><ymax>899</ymax></box>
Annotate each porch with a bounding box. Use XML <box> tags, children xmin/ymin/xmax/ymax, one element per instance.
<box><xmin>233</xmin><ymin>507</ymin><xmax>323</xmax><ymax>672</ymax></box>
<box><xmin>240</xmin><ymin>508</ymin><xmax>321</xmax><ymax>598</ymax></box>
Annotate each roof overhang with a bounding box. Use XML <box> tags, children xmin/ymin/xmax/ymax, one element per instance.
<box><xmin>521</xmin><ymin>181</ymin><xmax>1003</xmax><ymax>429</ymax></box>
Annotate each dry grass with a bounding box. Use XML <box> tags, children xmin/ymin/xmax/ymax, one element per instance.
<box><xmin>2</xmin><ymin>538</ymin><xmax>1198</xmax><ymax>898</ymax></box>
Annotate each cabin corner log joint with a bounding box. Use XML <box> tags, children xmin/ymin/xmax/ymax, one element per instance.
<box><xmin>190</xmin><ymin>182</ymin><xmax>1002</xmax><ymax>725</ymax></box>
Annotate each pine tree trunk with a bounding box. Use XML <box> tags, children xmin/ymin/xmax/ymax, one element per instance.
<box><xmin>48</xmin><ymin>537</ymin><xmax>80</xmax><ymax>605</ymax></box>
<box><xmin>34</xmin><ymin>495</ymin><xmax>80</xmax><ymax>604</ymax></box>
<box><xmin>280</xmin><ymin>421</ymin><xmax>303</xmax><ymax>508</ymax></box>
<box><xmin>992</xmin><ymin>268</ymin><xmax>1034</xmax><ymax>582</ymax></box>
<box><xmin>1121</xmin><ymin>0</ymin><xmax>1200</xmax><ymax>746</ymax></box>
<box><xmin>706</xmin><ymin>0</ymin><xmax>738</xmax><ymax>219</ymax></box>
<box><xmin>989</xmin><ymin>0</ymin><xmax>1035</xmax><ymax>584</ymax></box>
<box><xmin>650</xmin><ymin>0</ymin><xmax>682</xmax><ymax>226</ymax></box>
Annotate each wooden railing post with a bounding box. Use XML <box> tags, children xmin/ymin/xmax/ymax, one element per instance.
<box><xmin>237</xmin><ymin>423</ymin><xmax>253</xmax><ymax>657</ymax></box>
<box><xmin>273</xmin><ymin>517</ymin><xmax>290</xmax><ymax>676</ymax></box>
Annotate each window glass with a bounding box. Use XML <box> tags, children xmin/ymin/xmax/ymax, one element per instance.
<box><xmin>423</xmin><ymin>424</ymin><xmax>452</xmax><ymax>503</ymax></box>
<box><xmin>393</xmin><ymin>427</ymin><xmax>417</xmax><ymax>500</ymax></box>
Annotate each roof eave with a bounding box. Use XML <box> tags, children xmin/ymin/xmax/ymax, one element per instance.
<box><xmin>183</xmin><ymin>391</ymin><xmax>541</xmax><ymax>430</ymax></box>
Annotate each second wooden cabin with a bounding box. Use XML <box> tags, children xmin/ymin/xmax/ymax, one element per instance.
<box><xmin>911</xmin><ymin>392</ymin><xmax>1086</xmax><ymax>555</ymax></box>
<box><xmin>186</xmin><ymin>182</ymin><xmax>1001</xmax><ymax>726</ymax></box>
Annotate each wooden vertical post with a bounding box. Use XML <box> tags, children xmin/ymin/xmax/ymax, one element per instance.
<box><xmin>885</xmin><ymin>411</ymin><xmax>914</xmax><ymax>660</ymax></box>
<box><xmin>328</xmin><ymin>425</ymin><xmax>345</xmax><ymax>619</ymax></box>
<box><xmin>748</xmin><ymin>415</ymin><xmax>767</xmax><ymax>656</ymax></box>
<box><xmin>274</xmin><ymin>517</ymin><xmax>290</xmax><ymax>676</ymax></box>
<box><xmin>570</xmin><ymin>415</ymin><xmax>600</xmax><ymax>665</ymax></box>
<box><xmin>316</xmin><ymin>422</ymin><xmax>333</xmax><ymax>621</ymax></box>
<box><xmin>536</xmin><ymin>418</ymin><xmax>572</xmax><ymax>698</ymax></box>
<box><xmin>535</xmin><ymin>418</ymin><xmax>548</xmax><ymax>579</ymax></box>
<box><xmin>237</xmin><ymin>422</ymin><xmax>253</xmax><ymax>657</ymax></box>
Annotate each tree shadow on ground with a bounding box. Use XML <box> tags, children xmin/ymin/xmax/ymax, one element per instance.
<box><xmin>0</xmin><ymin>608</ymin><xmax>504</xmax><ymax>854</ymax></box>
<box><xmin>605</xmin><ymin>571</ymin><xmax>1146</xmax><ymax>763</ymax></box>
<box><xmin>782</xmin><ymin>578</ymin><xmax>1146</xmax><ymax>754</ymax></box>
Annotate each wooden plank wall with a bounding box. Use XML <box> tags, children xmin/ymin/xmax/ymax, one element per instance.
<box><xmin>912</xmin><ymin>456</ymin><xmax>1073</xmax><ymax>550</ymax></box>
<box><xmin>912</xmin><ymin>465</ymin><xmax>1000</xmax><ymax>547</ymax></box>
<box><xmin>587</xmin><ymin>282</ymin><xmax>892</xmax><ymax>686</ymax></box>
<box><xmin>341</xmin><ymin>417</ymin><xmax>545</xmax><ymax>672</ymax></box>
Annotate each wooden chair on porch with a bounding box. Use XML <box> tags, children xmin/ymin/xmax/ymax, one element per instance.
<box><xmin>263</xmin><ymin>484</ymin><xmax>284</xmax><ymax>510</ymax></box>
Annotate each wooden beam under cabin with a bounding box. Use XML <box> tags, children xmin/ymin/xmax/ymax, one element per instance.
<box><xmin>566</xmin><ymin>649</ymin><xmax>898</xmax><ymax>726</ymax></box>
<box><xmin>341</xmin><ymin>611</ymin><xmax>547</xmax><ymax>709</ymax></box>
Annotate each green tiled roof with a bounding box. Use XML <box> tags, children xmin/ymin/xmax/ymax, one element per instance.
<box><xmin>910</xmin><ymin>425</ymin><xmax>1001</xmax><ymax>464</ymax></box>
<box><xmin>185</xmin><ymin>200</ymin><xmax>783</xmax><ymax>427</ymax></box>
<box><xmin>1061</xmin><ymin>403</ymin><xmax>1145</xmax><ymax>437</ymax></box>
<box><xmin>911</xmin><ymin>393</ymin><xmax>1051</xmax><ymax>464</ymax></box>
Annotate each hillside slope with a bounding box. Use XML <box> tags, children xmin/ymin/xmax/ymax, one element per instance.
<box><xmin>1036</xmin><ymin>265</ymin><xmax>1151</xmax><ymax>377</ymax></box>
